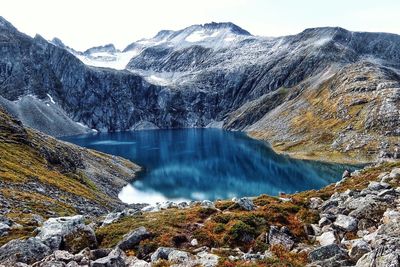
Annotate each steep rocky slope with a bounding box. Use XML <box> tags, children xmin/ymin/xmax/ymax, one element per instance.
<box><xmin>0</xmin><ymin>107</ymin><xmax>140</xmax><ymax>246</ymax></box>
<box><xmin>0</xmin><ymin>17</ymin><xmax>399</xmax><ymax>163</ymax></box>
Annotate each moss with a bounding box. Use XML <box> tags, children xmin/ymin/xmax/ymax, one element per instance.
<box><xmin>227</xmin><ymin>221</ymin><xmax>256</xmax><ymax>243</ymax></box>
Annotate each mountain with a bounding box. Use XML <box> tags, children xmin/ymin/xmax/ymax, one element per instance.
<box><xmin>0</xmin><ymin>17</ymin><xmax>399</xmax><ymax>162</ymax></box>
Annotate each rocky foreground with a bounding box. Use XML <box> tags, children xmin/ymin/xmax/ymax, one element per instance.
<box><xmin>1</xmin><ymin>161</ymin><xmax>399</xmax><ymax>266</ymax></box>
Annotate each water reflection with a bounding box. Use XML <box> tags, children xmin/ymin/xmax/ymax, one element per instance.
<box><xmin>62</xmin><ymin>129</ymin><xmax>356</xmax><ymax>204</ymax></box>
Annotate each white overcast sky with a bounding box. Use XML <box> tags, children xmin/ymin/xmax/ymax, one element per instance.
<box><xmin>2</xmin><ymin>0</ymin><xmax>400</xmax><ymax>51</ymax></box>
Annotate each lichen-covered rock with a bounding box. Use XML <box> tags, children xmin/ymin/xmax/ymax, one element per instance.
<box><xmin>233</xmin><ymin>197</ymin><xmax>255</xmax><ymax>211</ymax></box>
<box><xmin>267</xmin><ymin>226</ymin><xmax>295</xmax><ymax>250</ymax></box>
<box><xmin>117</xmin><ymin>227</ymin><xmax>150</xmax><ymax>250</ymax></box>
<box><xmin>37</xmin><ymin>215</ymin><xmax>97</xmax><ymax>252</ymax></box>
<box><xmin>150</xmin><ymin>247</ymin><xmax>174</xmax><ymax>262</ymax></box>
<box><xmin>308</xmin><ymin>244</ymin><xmax>348</xmax><ymax>262</ymax></box>
<box><xmin>333</xmin><ymin>214</ymin><xmax>358</xmax><ymax>232</ymax></box>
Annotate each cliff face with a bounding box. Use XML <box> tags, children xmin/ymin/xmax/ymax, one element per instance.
<box><xmin>0</xmin><ymin>17</ymin><xmax>399</xmax><ymax>162</ymax></box>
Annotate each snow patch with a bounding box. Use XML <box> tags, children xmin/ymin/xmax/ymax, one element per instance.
<box><xmin>185</xmin><ymin>30</ymin><xmax>220</xmax><ymax>42</ymax></box>
<box><xmin>46</xmin><ymin>94</ymin><xmax>55</xmax><ymax>104</ymax></box>
<box><xmin>75</xmin><ymin>49</ymin><xmax>140</xmax><ymax>70</ymax></box>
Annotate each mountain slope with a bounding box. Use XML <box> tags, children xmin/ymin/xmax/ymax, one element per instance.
<box><xmin>0</xmin><ymin>106</ymin><xmax>140</xmax><ymax>223</ymax></box>
<box><xmin>0</xmin><ymin>17</ymin><xmax>399</xmax><ymax>162</ymax></box>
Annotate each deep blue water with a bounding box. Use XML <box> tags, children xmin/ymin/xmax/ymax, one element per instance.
<box><xmin>62</xmin><ymin>129</ymin><xmax>354</xmax><ymax>204</ymax></box>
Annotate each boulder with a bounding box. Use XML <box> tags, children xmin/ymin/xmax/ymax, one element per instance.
<box><xmin>356</xmin><ymin>248</ymin><xmax>400</xmax><ymax>267</ymax></box>
<box><xmin>309</xmin><ymin>197</ymin><xmax>323</xmax><ymax>209</ymax></box>
<box><xmin>267</xmin><ymin>226</ymin><xmax>295</xmax><ymax>250</ymax></box>
<box><xmin>102</xmin><ymin>212</ymin><xmax>123</xmax><ymax>227</ymax></box>
<box><xmin>233</xmin><ymin>197</ymin><xmax>255</xmax><ymax>211</ymax></box>
<box><xmin>40</xmin><ymin>261</ymin><xmax>66</xmax><ymax>267</ymax></box>
<box><xmin>318</xmin><ymin>217</ymin><xmax>332</xmax><ymax>228</ymax></box>
<box><xmin>117</xmin><ymin>227</ymin><xmax>150</xmax><ymax>250</ymax></box>
<box><xmin>200</xmin><ymin>200</ymin><xmax>215</xmax><ymax>208</ymax></box>
<box><xmin>316</xmin><ymin>231</ymin><xmax>338</xmax><ymax>246</ymax></box>
<box><xmin>37</xmin><ymin>215</ymin><xmax>97</xmax><ymax>252</ymax></box>
<box><xmin>0</xmin><ymin>237</ymin><xmax>51</xmax><ymax>264</ymax></box>
<box><xmin>333</xmin><ymin>214</ymin><xmax>358</xmax><ymax>232</ymax></box>
<box><xmin>150</xmin><ymin>247</ymin><xmax>174</xmax><ymax>262</ymax></box>
<box><xmin>168</xmin><ymin>250</ymin><xmax>194</xmax><ymax>264</ymax></box>
<box><xmin>389</xmin><ymin>168</ymin><xmax>400</xmax><ymax>179</ymax></box>
<box><xmin>125</xmin><ymin>256</ymin><xmax>150</xmax><ymax>267</ymax></box>
<box><xmin>0</xmin><ymin>223</ymin><xmax>10</xmax><ymax>236</ymax></box>
<box><xmin>90</xmin><ymin>248</ymin><xmax>126</xmax><ymax>267</ymax></box>
<box><xmin>54</xmin><ymin>250</ymin><xmax>75</xmax><ymax>262</ymax></box>
<box><xmin>349</xmin><ymin>239</ymin><xmax>371</xmax><ymax>261</ymax></box>
<box><xmin>309</xmin><ymin>244</ymin><xmax>348</xmax><ymax>262</ymax></box>
<box><xmin>196</xmin><ymin>251</ymin><xmax>219</xmax><ymax>267</ymax></box>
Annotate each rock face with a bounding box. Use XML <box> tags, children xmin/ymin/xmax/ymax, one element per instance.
<box><xmin>0</xmin><ymin>16</ymin><xmax>399</xmax><ymax>160</ymax></box>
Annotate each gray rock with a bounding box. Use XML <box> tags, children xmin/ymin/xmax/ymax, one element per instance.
<box><xmin>0</xmin><ymin>237</ymin><xmax>51</xmax><ymax>264</ymax></box>
<box><xmin>349</xmin><ymin>239</ymin><xmax>371</xmax><ymax>261</ymax></box>
<box><xmin>168</xmin><ymin>250</ymin><xmax>193</xmax><ymax>264</ymax></box>
<box><xmin>200</xmin><ymin>200</ymin><xmax>215</xmax><ymax>208</ymax></box>
<box><xmin>316</xmin><ymin>231</ymin><xmax>338</xmax><ymax>246</ymax></box>
<box><xmin>150</xmin><ymin>247</ymin><xmax>174</xmax><ymax>262</ymax></box>
<box><xmin>333</xmin><ymin>214</ymin><xmax>358</xmax><ymax>232</ymax></box>
<box><xmin>0</xmin><ymin>223</ymin><xmax>10</xmax><ymax>236</ymax></box>
<box><xmin>125</xmin><ymin>256</ymin><xmax>151</xmax><ymax>267</ymax></box>
<box><xmin>309</xmin><ymin>197</ymin><xmax>323</xmax><ymax>209</ymax></box>
<box><xmin>233</xmin><ymin>197</ymin><xmax>255</xmax><ymax>211</ymax></box>
<box><xmin>309</xmin><ymin>244</ymin><xmax>348</xmax><ymax>262</ymax></box>
<box><xmin>102</xmin><ymin>212</ymin><xmax>124</xmax><ymax>226</ymax></box>
<box><xmin>90</xmin><ymin>248</ymin><xmax>126</xmax><ymax>267</ymax></box>
<box><xmin>117</xmin><ymin>227</ymin><xmax>150</xmax><ymax>250</ymax></box>
<box><xmin>267</xmin><ymin>226</ymin><xmax>295</xmax><ymax>250</ymax></box>
<box><xmin>54</xmin><ymin>250</ymin><xmax>75</xmax><ymax>262</ymax></box>
<box><xmin>40</xmin><ymin>261</ymin><xmax>66</xmax><ymax>267</ymax></box>
<box><xmin>35</xmin><ymin>215</ymin><xmax>97</xmax><ymax>254</ymax></box>
<box><xmin>196</xmin><ymin>251</ymin><xmax>219</xmax><ymax>267</ymax></box>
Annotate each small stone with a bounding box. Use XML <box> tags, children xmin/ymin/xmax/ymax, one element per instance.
<box><xmin>191</xmin><ymin>239</ymin><xmax>198</xmax><ymax>246</ymax></box>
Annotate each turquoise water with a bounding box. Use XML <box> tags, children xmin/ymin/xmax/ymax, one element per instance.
<box><xmin>62</xmin><ymin>129</ymin><xmax>353</xmax><ymax>204</ymax></box>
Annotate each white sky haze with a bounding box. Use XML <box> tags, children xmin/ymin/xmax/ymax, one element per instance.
<box><xmin>2</xmin><ymin>0</ymin><xmax>400</xmax><ymax>51</ymax></box>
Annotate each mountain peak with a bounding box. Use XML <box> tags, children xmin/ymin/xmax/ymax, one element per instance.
<box><xmin>0</xmin><ymin>16</ymin><xmax>17</xmax><ymax>32</ymax></box>
<box><xmin>84</xmin><ymin>44</ymin><xmax>118</xmax><ymax>54</ymax></box>
<box><xmin>201</xmin><ymin>22</ymin><xmax>251</xmax><ymax>36</ymax></box>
